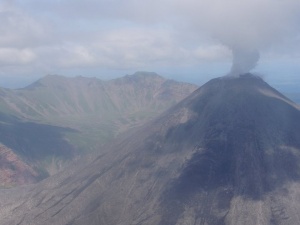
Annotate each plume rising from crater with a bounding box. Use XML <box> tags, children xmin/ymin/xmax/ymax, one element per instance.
<box><xmin>228</xmin><ymin>48</ymin><xmax>260</xmax><ymax>76</ymax></box>
<box><xmin>169</xmin><ymin>0</ymin><xmax>300</xmax><ymax>76</ymax></box>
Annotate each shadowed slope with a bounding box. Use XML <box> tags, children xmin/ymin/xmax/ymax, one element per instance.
<box><xmin>0</xmin><ymin>112</ymin><xmax>76</xmax><ymax>185</ymax></box>
<box><xmin>158</xmin><ymin>74</ymin><xmax>300</xmax><ymax>224</ymax></box>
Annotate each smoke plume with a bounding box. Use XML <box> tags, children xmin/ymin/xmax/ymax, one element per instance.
<box><xmin>229</xmin><ymin>48</ymin><xmax>260</xmax><ymax>76</ymax></box>
<box><xmin>170</xmin><ymin>0</ymin><xmax>300</xmax><ymax>76</ymax></box>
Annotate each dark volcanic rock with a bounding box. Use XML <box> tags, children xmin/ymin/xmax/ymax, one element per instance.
<box><xmin>157</xmin><ymin>74</ymin><xmax>300</xmax><ymax>224</ymax></box>
<box><xmin>1</xmin><ymin>74</ymin><xmax>300</xmax><ymax>225</ymax></box>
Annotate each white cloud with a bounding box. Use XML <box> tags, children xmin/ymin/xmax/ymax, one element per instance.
<box><xmin>58</xmin><ymin>45</ymin><xmax>97</xmax><ymax>67</ymax></box>
<box><xmin>193</xmin><ymin>45</ymin><xmax>231</xmax><ymax>62</ymax></box>
<box><xmin>0</xmin><ymin>2</ymin><xmax>49</xmax><ymax>48</ymax></box>
<box><xmin>31</xmin><ymin>28</ymin><xmax>221</xmax><ymax>71</ymax></box>
<box><xmin>90</xmin><ymin>28</ymin><xmax>189</xmax><ymax>67</ymax></box>
<box><xmin>0</xmin><ymin>48</ymin><xmax>36</xmax><ymax>65</ymax></box>
<box><xmin>0</xmin><ymin>0</ymin><xmax>299</xmax><ymax>80</ymax></box>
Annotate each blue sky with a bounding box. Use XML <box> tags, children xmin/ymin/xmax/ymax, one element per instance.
<box><xmin>0</xmin><ymin>0</ymin><xmax>299</xmax><ymax>88</ymax></box>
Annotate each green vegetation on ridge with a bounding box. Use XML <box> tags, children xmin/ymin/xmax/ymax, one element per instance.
<box><xmin>0</xmin><ymin>72</ymin><xmax>197</xmax><ymax>184</ymax></box>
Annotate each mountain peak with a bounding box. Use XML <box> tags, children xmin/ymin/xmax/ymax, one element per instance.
<box><xmin>23</xmin><ymin>74</ymin><xmax>67</xmax><ymax>89</ymax></box>
<box><xmin>121</xmin><ymin>71</ymin><xmax>165</xmax><ymax>83</ymax></box>
<box><xmin>208</xmin><ymin>72</ymin><xmax>264</xmax><ymax>86</ymax></box>
<box><xmin>40</xmin><ymin>74</ymin><xmax>67</xmax><ymax>83</ymax></box>
<box><xmin>196</xmin><ymin>73</ymin><xmax>295</xmax><ymax>107</ymax></box>
<box><xmin>131</xmin><ymin>71</ymin><xmax>161</xmax><ymax>77</ymax></box>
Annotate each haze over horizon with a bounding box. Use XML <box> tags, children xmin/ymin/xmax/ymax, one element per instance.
<box><xmin>0</xmin><ymin>0</ymin><xmax>299</xmax><ymax>88</ymax></box>
<box><xmin>1</xmin><ymin>2</ymin><xmax>300</xmax><ymax>223</ymax></box>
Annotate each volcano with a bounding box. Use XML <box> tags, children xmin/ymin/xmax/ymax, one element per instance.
<box><xmin>1</xmin><ymin>74</ymin><xmax>300</xmax><ymax>225</ymax></box>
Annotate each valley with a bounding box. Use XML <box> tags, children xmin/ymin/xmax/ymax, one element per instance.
<box><xmin>0</xmin><ymin>72</ymin><xmax>197</xmax><ymax>185</ymax></box>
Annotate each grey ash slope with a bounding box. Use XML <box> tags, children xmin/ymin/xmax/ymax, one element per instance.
<box><xmin>1</xmin><ymin>74</ymin><xmax>300</xmax><ymax>225</ymax></box>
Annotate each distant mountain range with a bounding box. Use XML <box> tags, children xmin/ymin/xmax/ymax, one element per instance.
<box><xmin>1</xmin><ymin>74</ymin><xmax>300</xmax><ymax>225</ymax></box>
<box><xmin>0</xmin><ymin>72</ymin><xmax>197</xmax><ymax>186</ymax></box>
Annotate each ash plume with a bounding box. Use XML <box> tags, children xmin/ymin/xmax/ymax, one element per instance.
<box><xmin>229</xmin><ymin>48</ymin><xmax>260</xmax><ymax>76</ymax></box>
<box><xmin>169</xmin><ymin>0</ymin><xmax>300</xmax><ymax>76</ymax></box>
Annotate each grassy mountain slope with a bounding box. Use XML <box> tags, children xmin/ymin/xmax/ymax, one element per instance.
<box><xmin>0</xmin><ymin>72</ymin><xmax>197</xmax><ymax>185</ymax></box>
<box><xmin>2</xmin><ymin>72</ymin><xmax>197</xmax><ymax>151</ymax></box>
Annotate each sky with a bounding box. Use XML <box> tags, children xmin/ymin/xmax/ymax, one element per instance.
<box><xmin>0</xmin><ymin>0</ymin><xmax>300</xmax><ymax>88</ymax></box>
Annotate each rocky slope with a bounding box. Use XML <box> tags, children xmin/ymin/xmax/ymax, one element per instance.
<box><xmin>0</xmin><ymin>144</ymin><xmax>39</xmax><ymax>187</ymax></box>
<box><xmin>1</xmin><ymin>74</ymin><xmax>300</xmax><ymax>224</ymax></box>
